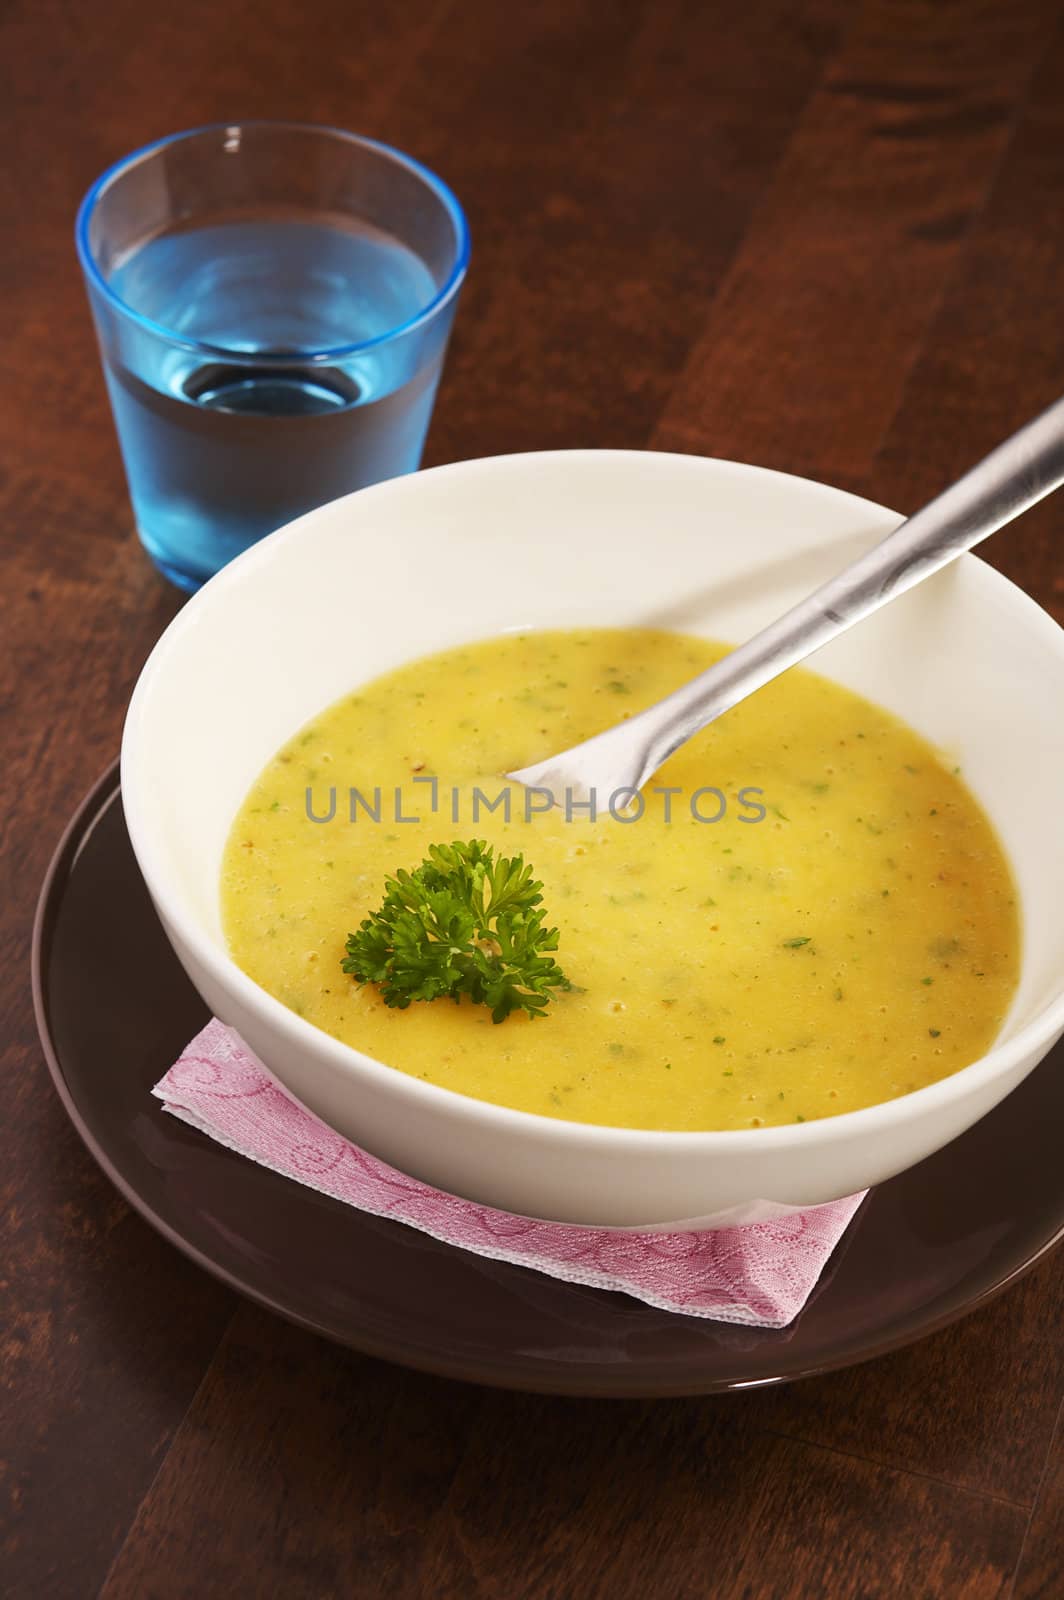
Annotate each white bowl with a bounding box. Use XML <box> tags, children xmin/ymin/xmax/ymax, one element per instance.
<box><xmin>122</xmin><ymin>450</ymin><xmax>1064</xmax><ymax>1229</ymax></box>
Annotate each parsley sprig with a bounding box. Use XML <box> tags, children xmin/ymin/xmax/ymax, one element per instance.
<box><xmin>342</xmin><ymin>840</ymin><xmax>569</xmax><ymax>1023</ymax></box>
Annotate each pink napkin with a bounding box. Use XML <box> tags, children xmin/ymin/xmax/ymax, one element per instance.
<box><xmin>153</xmin><ymin>1020</ymin><xmax>866</xmax><ymax>1328</ymax></box>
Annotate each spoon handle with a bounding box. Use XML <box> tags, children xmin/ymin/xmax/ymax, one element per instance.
<box><xmin>630</xmin><ymin>392</ymin><xmax>1064</xmax><ymax>783</ymax></box>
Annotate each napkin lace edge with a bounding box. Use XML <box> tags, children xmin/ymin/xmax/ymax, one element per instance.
<box><xmin>154</xmin><ymin>1090</ymin><xmax>819</xmax><ymax>1328</ymax></box>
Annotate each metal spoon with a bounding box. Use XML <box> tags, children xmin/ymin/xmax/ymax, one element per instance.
<box><xmin>509</xmin><ymin>394</ymin><xmax>1064</xmax><ymax>807</ymax></box>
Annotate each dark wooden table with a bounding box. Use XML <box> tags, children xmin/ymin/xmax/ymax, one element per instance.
<box><xmin>4</xmin><ymin>2</ymin><xmax>1063</xmax><ymax>1595</ymax></box>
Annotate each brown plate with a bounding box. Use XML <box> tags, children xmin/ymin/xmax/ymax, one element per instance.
<box><xmin>31</xmin><ymin>764</ymin><xmax>1064</xmax><ymax>1396</ymax></box>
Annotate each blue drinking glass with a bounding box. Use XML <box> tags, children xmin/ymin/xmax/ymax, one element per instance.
<box><xmin>76</xmin><ymin>122</ymin><xmax>470</xmax><ymax>591</ymax></box>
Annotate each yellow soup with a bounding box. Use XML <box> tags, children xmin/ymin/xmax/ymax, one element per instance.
<box><xmin>222</xmin><ymin>629</ymin><xmax>1019</xmax><ymax>1130</ymax></box>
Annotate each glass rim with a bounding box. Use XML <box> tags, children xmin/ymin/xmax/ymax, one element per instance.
<box><xmin>75</xmin><ymin>119</ymin><xmax>471</xmax><ymax>365</ymax></box>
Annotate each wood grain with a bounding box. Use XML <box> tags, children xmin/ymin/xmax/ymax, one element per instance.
<box><xmin>653</xmin><ymin>0</ymin><xmax>1060</xmax><ymax>488</ymax></box>
<box><xmin>754</xmin><ymin>1258</ymin><xmax>1064</xmax><ymax>1504</ymax></box>
<box><xmin>1</xmin><ymin>0</ymin><xmax>1061</xmax><ymax>1595</ymax></box>
<box><xmin>98</xmin><ymin>1308</ymin><xmax>1029</xmax><ymax>1600</ymax></box>
<box><xmin>417</xmin><ymin>0</ymin><xmax>849</xmax><ymax>467</ymax></box>
<box><xmin>1015</xmin><ymin>1401</ymin><xmax>1064</xmax><ymax>1599</ymax></box>
<box><xmin>866</xmin><ymin>11</ymin><xmax>1064</xmax><ymax>621</ymax></box>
